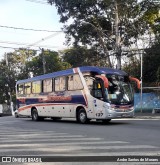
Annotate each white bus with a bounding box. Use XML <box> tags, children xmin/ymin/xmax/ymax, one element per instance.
<box><xmin>16</xmin><ymin>66</ymin><xmax>140</xmax><ymax>123</ymax></box>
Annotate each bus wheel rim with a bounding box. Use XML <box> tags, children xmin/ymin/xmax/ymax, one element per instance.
<box><xmin>33</xmin><ymin>112</ymin><xmax>37</xmax><ymax>120</ymax></box>
<box><xmin>80</xmin><ymin>112</ymin><xmax>86</xmax><ymax>122</ymax></box>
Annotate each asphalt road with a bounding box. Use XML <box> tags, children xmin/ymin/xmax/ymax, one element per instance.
<box><xmin>0</xmin><ymin>116</ymin><xmax>160</xmax><ymax>164</ymax></box>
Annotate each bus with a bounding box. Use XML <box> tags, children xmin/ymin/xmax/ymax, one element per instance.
<box><xmin>16</xmin><ymin>66</ymin><xmax>140</xmax><ymax>123</ymax></box>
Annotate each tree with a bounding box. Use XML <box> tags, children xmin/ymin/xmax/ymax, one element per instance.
<box><xmin>48</xmin><ymin>0</ymin><xmax>160</xmax><ymax>69</ymax></box>
<box><xmin>0</xmin><ymin>48</ymin><xmax>36</xmax><ymax>104</ymax></box>
<box><xmin>122</xmin><ymin>56</ymin><xmax>141</xmax><ymax>79</ymax></box>
<box><xmin>0</xmin><ymin>48</ymin><xmax>71</xmax><ymax>104</ymax></box>
<box><xmin>0</xmin><ymin>55</ymin><xmax>17</xmax><ymax>104</ymax></box>
<box><xmin>143</xmin><ymin>41</ymin><xmax>160</xmax><ymax>83</ymax></box>
<box><xmin>27</xmin><ymin>49</ymin><xmax>71</xmax><ymax>76</ymax></box>
<box><xmin>12</xmin><ymin>48</ymin><xmax>37</xmax><ymax>79</ymax></box>
<box><xmin>62</xmin><ymin>46</ymin><xmax>108</xmax><ymax>67</ymax></box>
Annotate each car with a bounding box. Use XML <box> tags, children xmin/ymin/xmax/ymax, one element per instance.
<box><xmin>14</xmin><ymin>109</ymin><xmax>19</xmax><ymax>118</ymax></box>
<box><xmin>13</xmin><ymin>109</ymin><xmax>30</xmax><ymax>118</ymax></box>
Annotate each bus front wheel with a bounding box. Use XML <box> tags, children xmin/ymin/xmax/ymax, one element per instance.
<box><xmin>77</xmin><ymin>108</ymin><xmax>88</xmax><ymax>124</ymax></box>
<box><xmin>32</xmin><ymin>109</ymin><xmax>40</xmax><ymax>121</ymax></box>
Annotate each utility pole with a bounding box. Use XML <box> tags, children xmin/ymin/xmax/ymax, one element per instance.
<box><xmin>28</xmin><ymin>33</ymin><xmax>60</xmax><ymax>75</ymax></box>
<box><xmin>140</xmin><ymin>51</ymin><xmax>143</xmax><ymax>113</ymax></box>
<box><xmin>114</xmin><ymin>0</ymin><xmax>121</xmax><ymax>70</ymax></box>
<box><xmin>5</xmin><ymin>53</ymin><xmax>8</xmax><ymax>66</ymax></box>
<box><xmin>41</xmin><ymin>48</ymin><xmax>46</xmax><ymax>74</ymax></box>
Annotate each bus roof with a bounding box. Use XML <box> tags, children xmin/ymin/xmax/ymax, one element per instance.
<box><xmin>16</xmin><ymin>66</ymin><xmax>127</xmax><ymax>84</ymax></box>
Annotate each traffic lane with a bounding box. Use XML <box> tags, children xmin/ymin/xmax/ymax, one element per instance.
<box><xmin>2</xmin><ymin>116</ymin><xmax>160</xmax><ymax>148</ymax></box>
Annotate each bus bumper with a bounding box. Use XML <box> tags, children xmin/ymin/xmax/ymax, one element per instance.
<box><xmin>106</xmin><ymin>110</ymin><xmax>134</xmax><ymax>119</ymax></box>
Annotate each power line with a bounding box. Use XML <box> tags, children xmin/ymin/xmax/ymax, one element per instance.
<box><xmin>0</xmin><ymin>45</ymin><xmax>40</xmax><ymax>51</ymax></box>
<box><xmin>0</xmin><ymin>45</ymin><xmax>20</xmax><ymax>49</ymax></box>
<box><xmin>28</xmin><ymin>32</ymin><xmax>61</xmax><ymax>47</ymax></box>
<box><xmin>0</xmin><ymin>33</ymin><xmax>61</xmax><ymax>47</ymax></box>
<box><xmin>25</xmin><ymin>0</ymin><xmax>49</xmax><ymax>5</ymax></box>
<box><xmin>0</xmin><ymin>41</ymin><xmax>61</xmax><ymax>50</ymax></box>
<box><xmin>0</xmin><ymin>25</ymin><xmax>63</xmax><ymax>33</ymax></box>
<box><xmin>0</xmin><ymin>40</ymin><xmax>33</xmax><ymax>46</ymax></box>
<box><xmin>0</xmin><ymin>44</ymin><xmax>65</xmax><ymax>51</ymax></box>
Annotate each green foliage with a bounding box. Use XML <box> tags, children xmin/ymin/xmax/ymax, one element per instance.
<box><xmin>27</xmin><ymin>49</ymin><xmax>71</xmax><ymax>76</ymax></box>
<box><xmin>143</xmin><ymin>41</ymin><xmax>160</xmax><ymax>83</ymax></box>
<box><xmin>122</xmin><ymin>56</ymin><xmax>141</xmax><ymax>79</ymax></box>
<box><xmin>48</xmin><ymin>0</ymin><xmax>160</xmax><ymax>68</ymax></box>
<box><xmin>0</xmin><ymin>57</ymin><xmax>17</xmax><ymax>104</ymax></box>
<box><xmin>0</xmin><ymin>48</ymin><xmax>71</xmax><ymax>104</ymax></box>
<box><xmin>157</xmin><ymin>67</ymin><xmax>160</xmax><ymax>82</ymax></box>
<box><xmin>62</xmin><ymin>46</ymin><xmax>108</xmax><ymax>67</ymax></box>
<box><xmin>0</xmin><ymin>49</ymin><xmax>35</xmax><ymax>103</ymax></box>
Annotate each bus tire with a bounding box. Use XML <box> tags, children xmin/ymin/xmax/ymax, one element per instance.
<box><xmin>102</xmin><ymin>119</ymin><xmax>111</xmax><ymax>124</ymax></box>
<box><xmin>77</xmin><ymin>108</ymin><xmax>88</xmax><ymax>124</ymax></box>
<box><xmin>31</xmin><ymin>108</ymin><xmax>40</xmax><ymax>121</ymax></box>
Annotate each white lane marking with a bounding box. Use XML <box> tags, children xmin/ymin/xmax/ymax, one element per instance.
<box><xmin>0</xmin><ymin>137</ymin><xmax>103</xmax><ymax>142</ymax></box>
<box><xmin>0</xmin><ymin>145</ymin><xmax>157</xmax><ymax>152</ymax></box>
<box><xmin>19</xmin><ymin>151</ymin><xmax>160</xmax><ymax>157</ymax></box>
<box><xmin>0</xmin><ymin>135</ymin><xmax>84</xmax><ymax>138</ymax></box>
<box><xmin>0</xmin><ymin>141</ymin><xmax>129</xmax><ymax>148</ymax></box>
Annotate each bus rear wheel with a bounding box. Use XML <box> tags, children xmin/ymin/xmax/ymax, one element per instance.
<box><xmin>32</xmin><ymin>109</ymin><xmax>40</xmax><ymax>121</ymax></box>
<box><xmin>77</xmin><ymin>108</ymin><xmax>88</xmax><ymax>124</ymax></box>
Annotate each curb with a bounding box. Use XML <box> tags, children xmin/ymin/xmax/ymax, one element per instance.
<box><xmin>0</xmin><ymin>114</ymin><xmax>12</xmax><ymax>117</ymax></box>
<box><xmin>134</xmin><ymin>113</ymin><xmax>160</xmax><ymax>119</ymax></box>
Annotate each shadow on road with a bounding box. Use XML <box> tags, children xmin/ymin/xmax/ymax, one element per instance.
<box><xmin>20</xmin><ymin>117</ymin><xmax>131</xmax><ymax>126</ymax></box>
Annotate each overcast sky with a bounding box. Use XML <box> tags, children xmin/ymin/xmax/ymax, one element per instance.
<box><xmin>0</xmin><ymin>0</ymin><xmax>67</xmax><ymax>59</ymax></box>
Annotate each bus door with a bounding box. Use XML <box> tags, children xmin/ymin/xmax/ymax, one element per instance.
<box><xmin>90</xmin><ymin>76</ymin><xmax>108</xmax><ymax>118</ymax></box>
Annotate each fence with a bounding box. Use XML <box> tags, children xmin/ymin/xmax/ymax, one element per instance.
<box><xmin>1</xmin><ymin>103</ymin><xmax>13</xmax><ymax>115</ymax></box>
<box><xmin>134</xmin><ymin>88</ymin><xmax>160</xmax><ymax>113</ymax></box>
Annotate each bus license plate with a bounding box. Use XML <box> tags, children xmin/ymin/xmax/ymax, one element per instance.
<box><xmin>121</xmin><ymin>114</ymin><xmax>129</xmax><ymax>117</ymax></box>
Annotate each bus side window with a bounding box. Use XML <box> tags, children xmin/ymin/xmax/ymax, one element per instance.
<box><xmin>68</xmin><ymin>74</ymin><xmax>83</xmax><ymax>90</ymax></box>
<box><xmin>43</xmin><ymin>78</ymin><xmax>53</xmax><ymax>93</ymax></box>
<box><xmin>85</xmin><ymin>76</ymin><xmax>94</xmax><ymax>92</ymax></box>
<box><xmin>55</xmin><ymin>76</ymin><xmax>66</xmax><ymax>91</ymax></box>
<box><xmin>68</xmin><ymin>75</ymin><xmax>74</xmax><ymax>90</ymax></box>
<box><xmin>17</xmin><ymin>84</ymin><xmax>24</xmax><ymax>95</ymax></box>
<box><xmin>24</xmin><ymin>83</ymin><xmax>31</xmax><ymax>95</ymax></box>
<box><xmin>32</xmin><ymin>81</ymin><xmax>41</xmax><ymax>94</ymax></box>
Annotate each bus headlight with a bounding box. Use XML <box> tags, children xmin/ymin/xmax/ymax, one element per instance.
<box><xmin>103</xmin><ymin>103</ymin><xmax>114</xmax><ymax>110</ymax></box>
<box><xmin>103</xmin><ymin>103</ymin><xmax>110</xmax><ymax>108</ymax></box>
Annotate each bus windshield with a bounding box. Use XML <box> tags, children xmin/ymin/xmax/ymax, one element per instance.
<box><xmin>106</xmin><ymin>75</ymin><xmax>133</xmax><ymax>105</ymax></box>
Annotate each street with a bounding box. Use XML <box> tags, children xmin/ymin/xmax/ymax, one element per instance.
<box><xmin>0</xmin><ymin>116</ymin><xmax>160</xmax><ymax>164</ymax></box>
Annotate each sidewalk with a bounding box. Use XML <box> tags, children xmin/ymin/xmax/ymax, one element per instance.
<box><xmin>0</xmin><ymin>113</ymin><xmax>12</xmax><ymax>117</ymax></box>
<box><xmin>134</xmin><ymin>112</ymin><xmax>160</xmax><ymax>119</ymax></box>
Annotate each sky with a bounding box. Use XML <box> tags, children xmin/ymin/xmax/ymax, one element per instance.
<box><xmin>0</xmin><ymin>0</ymin><xmax>67</xmax><ymax>59</ymax></box>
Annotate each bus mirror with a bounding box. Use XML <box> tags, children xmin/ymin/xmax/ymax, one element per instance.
<box><xmin>95</xmin><ymin>75</ymin><xmax>109</xmax><ymax>89</ymax></box>
<box><xmin>129</xmin><ymin>76</ymin><xmax>140</xmax><ymax>89</ymax></box>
